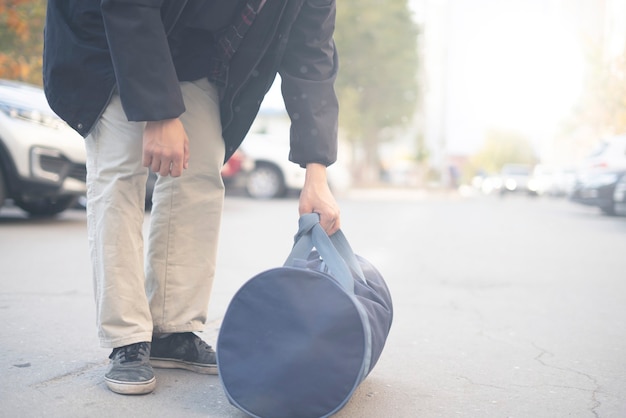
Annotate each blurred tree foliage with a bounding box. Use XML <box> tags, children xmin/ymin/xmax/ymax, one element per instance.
<box><xmin>574</xmin><ymin>49</ymin><xmax>626</xmax><ymax>137</ymax></box>
<box><xmin>0</xmin><ymin>0</ymin><xmax>423</xmax><ymax>182</ymax></box>
<box><xmin>563</xmin><ymin>45</ymin><xmax>626</xmax><ymax>140</ymax></box>
<box><xmin>467</xmin><ymin>129</ymin><xmax>537</xmax><ymax>176</ymax></box>
<box><xmin>334</xmin><ymin>0</ymin><xmax>420</xmax><ymax>183</ymax></box>
<box><xmin>0</xmin><ymin>0</ymin><xmax>46</xmax><ymax>85</ymax></box>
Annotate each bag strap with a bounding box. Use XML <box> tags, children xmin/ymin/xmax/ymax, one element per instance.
<box><xmin>295</xmin><ymin>213</ymin><xmax>366</xmax><ymax>283</ymax></box>
<box><xmin>208</xmin><ymin>0</ymin><xmax>267</xmax><ymax>89</ymax></box>
<box><xmin>284</xmin><ymin>213</ymin><xmax>366</xmax><ymax>293</ymax></box>
<box><xmin>328</xmin><ymin>229</ymin><xmax>366</xmax><ymax>282</ymax></box>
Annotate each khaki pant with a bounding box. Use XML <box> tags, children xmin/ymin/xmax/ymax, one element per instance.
<box><xmin>85</xmin><ymin>79</ymin><xmax>225</xmax><ymax>348</ymax></box>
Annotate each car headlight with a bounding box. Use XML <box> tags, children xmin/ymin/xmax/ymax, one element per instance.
<box><xmin>0</xmin><ymin>103</ymin><xmax>66</xmax><ymax>129</ymax></box>
<box><xmin>505</xmin><ymin>179</ymin><xmax>517</xmax><ymax>190</ymax></box>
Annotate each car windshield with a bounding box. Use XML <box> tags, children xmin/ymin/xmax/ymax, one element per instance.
<box><xmin>502</xmin><ymin>165</ymin><xmax>530</xmax><ymax>175</ymax></box>
<box><xmin>586</xmin><ymin>142</ymin><xmax>609</xmax><ymax>158</ymax></box>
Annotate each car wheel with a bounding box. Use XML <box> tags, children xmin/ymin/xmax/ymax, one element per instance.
<box><xmin>613</xmin><ymin>178</ymin><xmax>626</xmax><ymax>216</ymax></box>
<box><xmin>15</xmin><ymin>195</ymin><xmax>78</xmax><ymax>217</ymax></box>
<box><xmin>245</xmin><ymin>162</ymin><xmax>286</xmax><ymax>199</ymax></box>
<box><xmin>600</xmin><ymin>204</ymin><xmax>617</xmax><ymax>216</ymax></box>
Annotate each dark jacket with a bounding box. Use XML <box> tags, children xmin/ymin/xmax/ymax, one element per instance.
<box><xmin>43</xmin><ymin>0</ymin><xmax>338</xmax><ymax>166</ymax></box>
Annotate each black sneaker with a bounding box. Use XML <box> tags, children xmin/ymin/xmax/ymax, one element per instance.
<box><xmin>104</xmin><ymin>342</ymin><xmax>156</xmax><ymax>395</ymax></box>
<box><xmin>150</xmin><ymin>332</ymin><xmax>217</xmax><ymax>375</ymax></box>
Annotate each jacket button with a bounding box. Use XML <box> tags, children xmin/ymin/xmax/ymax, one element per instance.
<box><xmin>77</xmin><ymin>122</ymin><xmax>83</xmax><ymax>129</ymax></box>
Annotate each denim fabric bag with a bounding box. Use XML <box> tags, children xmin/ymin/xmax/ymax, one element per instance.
<box><xmin>217</xmin><ymin>213</ymin><xmax>393</xmax><ymax>418</ymax></box>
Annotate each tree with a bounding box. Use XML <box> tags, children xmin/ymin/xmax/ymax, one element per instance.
<box><xmin>334</xmin><ymin>1</ymin><xmax>420</xmax><ymax>183</ymax></box>
<box><xmin>562</xmin><ymin>44</ymin><xmax>626</xmax><ymax>142</ymax></box>
<box><xmin>0</xmin><ymin>1</ymin><xmax>424</xmax><ymax>170</ymax></box>
<box><xmin>0</xmin><ymin>0</ymin><xmax>46</xmax><ymax>85</ymax></box>
<box><xmin>468</xmin><ymin>129</ymin><xmax>537</xmax><ymax>176</ymax></box>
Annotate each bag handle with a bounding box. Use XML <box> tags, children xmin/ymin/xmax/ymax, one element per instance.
<box><xmin>288</xmin><ymin>213</ymin><xmax>366</xmax><ymax>282</ymax></box>
<box><xmin>284</xmin><ymin>213</ymin><xmax>366</xmax><ymax>293</ymax></box>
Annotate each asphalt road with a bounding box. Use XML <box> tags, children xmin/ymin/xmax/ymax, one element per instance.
<box><xmin>1</xmin><ymin>190</ymin><xmax>625</xmax><ymax>417</ymax></box>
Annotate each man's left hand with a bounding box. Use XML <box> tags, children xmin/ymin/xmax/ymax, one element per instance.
<box><xmin>299</xmin><ymin>163</ymin><xmax>341</xmax><ymax>235</ymax></box>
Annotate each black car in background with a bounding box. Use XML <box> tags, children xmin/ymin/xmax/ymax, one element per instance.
<box><xmin>612</xmin><ymin>173</ymin><xmax>626</xmax><ymax>216</ymax></box>
<box><xmin>570</xmin><ymin>169</ymin><xmax>626</xmax><ymax>216</ymax></box>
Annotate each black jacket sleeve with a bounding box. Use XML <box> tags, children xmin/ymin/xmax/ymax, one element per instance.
<box><xmin>280</xmin><ymin>0</ymin><xmax>339</xmax><ymax>167</ymax></box>
<box><xmin>100</xmin><ymin>0</ymin><xmax>185</xmax><ymax>122</ymax></box>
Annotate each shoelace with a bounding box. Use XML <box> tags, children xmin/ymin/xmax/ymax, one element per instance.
<box><xmin>199</xmin><ymin>341</ymin><xmax>214</xmax><ymax>353</ymax></box>
<box><xmin>191</xmin><ymin>335</ymin><xmax>214</xmax><ymax>353</ymax></box>
<box><xmin>175</xmin><ymin>332</ymin><xmax>214</xmax><ymax>353</ymax></box>
<box><xmin>110</xmin><ymin>342</ymin><xmax>150</xmax><ymax>363</ymax></box>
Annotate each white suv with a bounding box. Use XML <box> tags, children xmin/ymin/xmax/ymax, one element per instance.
<box><xmin>0</xmin><ymin>79</ymin><xmax>86</xmax><ymax>216</ymax></box>
<box><xmin>239</xmin><ymin>133</ymin><xmax>351</xmax><ymax>199</ymax></box>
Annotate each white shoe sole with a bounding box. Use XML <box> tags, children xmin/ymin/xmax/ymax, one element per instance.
<box><xmin>150</xmin><ymin>358</ymin><xmax>218</xmax><ymax>375</ymax></box>
<box><xmin>105</xmin><ymin>376</ymin><xmax>156</xmax><ymax>395</ymax></box>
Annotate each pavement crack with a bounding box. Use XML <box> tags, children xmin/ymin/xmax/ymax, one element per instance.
<box><xmin>30</xmin><ymin>361</ymin><xmax>106</xmax><ymax>389</ymax></box>
<box><xmin>456</xmin><ymin>374</ymin><xmax>508</xmax><ymax>390</ymax></box>
<box><xmin>532</xmin><ymin>343</ymin><xmax>601</xmax><ymax>418</ymax></box>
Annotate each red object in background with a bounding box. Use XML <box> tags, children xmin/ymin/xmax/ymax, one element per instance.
<box><xmin>221</xmin><ymin>150</ymin><xmax>243</xmax><ymax>178</ymax></box>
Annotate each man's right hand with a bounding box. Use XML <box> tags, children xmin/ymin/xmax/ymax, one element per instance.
<box><xmin>143</xmin><ymin>118</ymin><xmax>190</xmax><ymax>177</ymax></box>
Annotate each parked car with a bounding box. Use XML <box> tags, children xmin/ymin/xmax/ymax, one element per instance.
<box><xmin>578</xmin><ymin>134</ymin><xmax>626</xmax><ymax>174</ymax></box>
<box><xmin>0</xmin><ymin>79</ymin><xmax>87</xmax><ymax>216</ymax></box>
<box><xmin>527</xmin><ymin>164</ymin><xmax>577</xmax><ymax>197</ymax></box>
<box><xmin>570</xmin><ymin>169</ymin><xmax>626</xmax><ymax>216</ymax></box>
<box><xmin>142</xmin><ymin>149</ymin><xmax>250</xmax><ymax>209</ymax></box>
<box><xmin>142</xmin><ymin>133</ymin><xmax>351</xmax><ymax>206</ymax></box>
<box><xmin>498</xmin><ymin>163</ymin><xmax>532</xmax><ymax>195</ymax></box>
<box><xmin>236</xmin><ymin>133</ymin><xmax>351</xmax><ymax>199</ymax></box>
<box><xmin>611</xmin><ymin>172</ymin><xmax>626</xmax><ymax>216</ymax></box>
<box><xmin>221</xmin><ymin>149</ymin><xmax>252</xmax><ymax>187</ymax></box>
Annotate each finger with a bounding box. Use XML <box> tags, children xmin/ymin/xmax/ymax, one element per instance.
<box><xmin>170</xmin><ymin>158</ymin><xmax>183</xmax><ymax>177</ymax></box>
<box><xmin>143</xmin><ymin>153</ymin><xmax>152</xmax><ymax>168</ymax></box>
<box><xmin>322</xmin><ymin>221</ymin><xmax>335</xmax><ymax>235</ymax></box>
<box><xmin>151</xmin><ymin>159</ymin><xmax>161</xmax><ymax>174</ymax></box>
<box><xmin>159</xmin><ymin>160</ymin><xmax>172</xmax><ymax>177</ymax></box>
<box><xmin>318</xmin><ymin>213</ymin><xmax>338</xmax><ymax>235</ymax></box>
<box><xmin>183</xmin><ymin>138</ymin><xmax>190</xmax><ymax>170</ymax></box>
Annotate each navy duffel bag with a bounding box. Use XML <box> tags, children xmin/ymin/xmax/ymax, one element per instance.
<box><xmin>217</xmin><ymin>213</ymin><xmax>393</xmax><ymax>418</ymax></box>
